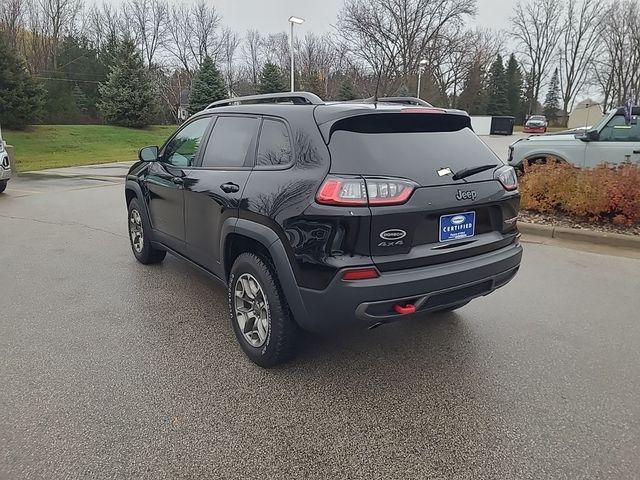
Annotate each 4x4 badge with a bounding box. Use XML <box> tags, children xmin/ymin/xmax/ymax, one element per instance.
<box><xmin>455</xmin><ymin>189</ymin><xmax>477</xmax><ymax>201</ymax></box>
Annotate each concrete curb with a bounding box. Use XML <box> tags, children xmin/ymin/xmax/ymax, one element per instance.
<box><xmin>519</xmin><ymin>222</ymin><xmax>640</xmax><ymax>250</ymax></box>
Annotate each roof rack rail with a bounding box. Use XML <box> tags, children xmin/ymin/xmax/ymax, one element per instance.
<box><xmin>345</xmin><ymin>96</ymin><xmax>433</xmax><ymax>107</ymax></box>
<box><xmin>379</xmin><ymin>97</ymin><xmax>433</xmax><ymax>107</ymax></box>
<box><xmin>207</xmin><ymin>92</ymin><xmax>324</xmax><ymax>109</ymax></box>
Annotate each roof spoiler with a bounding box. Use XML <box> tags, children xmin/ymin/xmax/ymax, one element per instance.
<box><xmin>207</xmin><ymin>92</ymin><xmax>324</xmax><ymax>109</ymax></box>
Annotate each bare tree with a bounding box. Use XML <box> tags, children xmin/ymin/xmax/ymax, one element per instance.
<box><xmin>166</xmin><ymin>3</ymin><xmax>193</xmax><ymax>73</ymax></box>
<box><xmin>242</xmin><ymin>29</ymin><xmax>263</xmax><ymax>87</ymax></box>
<box><xmin>558</xmin><ymin>0</ymin><xmax>603</xmax><ymax>122</ymax></box>
<box><xmin>336</xmin><ymin>0</ymin><xmax>475</xmax><ymax>95</ymax></box>
<box><xmin>595</xmin><ymin>0</ymin><xmax>640</xmax><ymax>109</ymax></box>
<box><xmin>297</xmin><ymin>33</ymin><xmax>337</xmax><ymax>97</ymax></box>
<box><xmin>85</xmin><ymin>2</ymin><xmax>121</xmax><ymax>51</ymax></box>
<box><xmin>188</xmin><ymin>0</ymin><xmax>222</xmax><ymax>66</ymax></box>
<box><xmin>428</xmin><ymin>27</ymin><xmax>500</xmax><ymax>107</ymax></box>
<box><xmin>40</xmin><ymin>0</ymin><xmax>82</xmax><ymax>69</ymax></box>
<box><xmin>263</xmin><ymin>32</ymin><xmax>290</xmax><ymax>73</ymax></box>
<box><xmin>0</xmin><ymin>0</ymin><xmax>24</xmax><ymax>48</ymax></box>
<box><xmin>511</xmin><ymin>0</ymin><xmax>565</xmax><ymax>114</ymax></box>
<box><xmin>126</xmin><ymin>0</ymin><xmax>168</xmax><ymax>66</ymax></box>
<box><xmin>221</xmin><ymin>28</ymin><xmax>240</xmax><ymax>96</ymax></box>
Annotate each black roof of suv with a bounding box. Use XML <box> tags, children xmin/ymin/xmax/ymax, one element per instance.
<box><xmin>125</xmin><ymin>92</ymin><xmax>523</xmax><ymax>367</ymax></box>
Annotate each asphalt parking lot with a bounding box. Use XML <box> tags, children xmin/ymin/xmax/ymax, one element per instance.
<box><xmin>1</xmin><ymin>144</ymin><xmax>640</xmax><ymax>479</ymax></box>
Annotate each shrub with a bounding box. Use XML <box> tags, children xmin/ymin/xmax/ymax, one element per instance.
<box><xmin>520</xmin><ymin>163</ymin><xmax>640</xmax><ymax>225</ymax></box>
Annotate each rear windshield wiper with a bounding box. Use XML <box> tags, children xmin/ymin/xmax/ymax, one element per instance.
<box><xmin>452</xmin><ymin>164</ymin><xmax>497</xmax><ymax>181</ymax></box>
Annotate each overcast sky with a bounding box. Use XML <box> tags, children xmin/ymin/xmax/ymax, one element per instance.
<box><xmin>213</xmin><ymin>0</ymin><xmax>514</xmax><ymax>36</ymax></box>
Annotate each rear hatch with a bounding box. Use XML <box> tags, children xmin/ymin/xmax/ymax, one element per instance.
<box><xmin>323</xmin><ymin>111</ymin><xmax>520</xmax><ymax>272</ymax></box>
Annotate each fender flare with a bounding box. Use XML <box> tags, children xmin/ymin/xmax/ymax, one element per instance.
<box><xmin>124</xmin><ymin>179</ymin><xmax>156</xmax><ymax>236</ymax></box>
<box><xmin>221</xmin><ymin>218</ymin><xmax>311</xmax><ymax>330</ymax></box>
<box><xmin>523</xmin><ymin>152</ymin><xmax>570</xmax><ymax>165</ymax></box>
<box><xmin>124</xmin><ymin>179</ymin><xmax>145</xmax><ymax>206</ymax></box>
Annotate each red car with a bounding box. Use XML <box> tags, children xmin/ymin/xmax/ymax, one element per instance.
<box><xmin>523</xmin><ymin>115</ymin><xmax>548</xmax><ymax>134</ymax></box>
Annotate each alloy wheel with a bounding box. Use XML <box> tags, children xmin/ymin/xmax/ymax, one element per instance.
<box><xmin>129</xmin><ymin>209</ymin><xmax>144</xmax><ymax>253</ymax></box>
<box><xmin>234</xmin><ymin>273</ymin><xmax>270</xmax><ymax>348</ymax></box>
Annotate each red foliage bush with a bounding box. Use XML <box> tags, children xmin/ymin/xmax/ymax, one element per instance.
<box><xmin>520</xmin><ymin>163</ymin><xmax>640</xmax><ymax>225</ymax></box>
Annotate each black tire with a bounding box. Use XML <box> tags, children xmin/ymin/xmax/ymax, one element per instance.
<box><xmin>127</xmin><ymin>198</ymin><xmax>166</xmax><ymax>265</ymax></box>
<box><xmin>433</xmin><ymin>301</ymin><xmax>470</xmax><ymax>314</ymax></box>
<box><xmin>0</xmin><ymin>181</ymin><xmax>7</xmax><ymax>193</ymax></box>
<box><xmin>228</xmin><ymin>252</ymin><xmax>298</xmax><ymax>367</ymax></box>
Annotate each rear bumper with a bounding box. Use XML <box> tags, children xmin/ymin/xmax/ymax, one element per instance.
<box><xmin>523</xmin><ymin>127</ymin><xmax>546</xmax><ymax>133</ymax></box>
<box><xmin>296</xmin><ymin>241</ymin><xmax>522</xmax><ymax>331</ymax></box>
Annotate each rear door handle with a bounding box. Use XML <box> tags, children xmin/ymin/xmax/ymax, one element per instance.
<box><xmin>633</xmin><ymin>150</ymin><xmax>640</xmax><ymax>154</ymax></box>
<box><xmin>220</xmin><ymin>182</ymin><xmax>240</xmax><ymax>193</ymax></box>
<box><xmin>171</xmin><ymin>177</ymin><xmax>184</xmax><ymax>185</ymax></box>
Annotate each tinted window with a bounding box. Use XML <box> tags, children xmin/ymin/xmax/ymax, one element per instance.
<box><xmin>257</xmin><ymin>119</ymin><xmax>292</xmax><ymax>166</ymax></box>
<box><xmin>162</xmin><ymin>117</ymin><xmax>211</xmax><ymax>167</ymax></box>
<box><xmin>202</xmin><ymin>116</ymin><xmax>259</xmax><ymax>168</ymax></box>
<box><xmin>328</xmin><ymin>114</ymin><xmax>502</xmax><ymax>186</ymax></box>
<box><xmin>599</xmin><ymin>115</ymin><xmax>640</xmax><ymax>142</ymax></box>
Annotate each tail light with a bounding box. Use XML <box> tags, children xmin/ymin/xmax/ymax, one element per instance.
<box><xmin>495</xmin><ymin>166</ymin><xmax>518</xmax><ymax>191</ymax></box>
<box><xmin>316</xmin><ymin>176</ymin><xmax>416</xmax><ymax>206</ymax></box>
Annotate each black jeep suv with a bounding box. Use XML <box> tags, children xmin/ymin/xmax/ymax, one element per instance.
<box><xmin>125</xmin><ymin>92</ymin><xmax>522</xmax><ymax>367</ymax></box>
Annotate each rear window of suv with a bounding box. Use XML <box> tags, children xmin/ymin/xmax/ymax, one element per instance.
<box><xmin>327</xmin><ymin>113</ymin><xmax>502</xmax><ymax>183</ymax></box>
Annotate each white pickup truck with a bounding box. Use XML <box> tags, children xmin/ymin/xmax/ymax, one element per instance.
<box><xmin>0</xmin><ymin>127</ymin><xmax>11</xmax><ymax>193</ymax></box>
<box><xmin>508</xmin><ymin>106</ymin><xmax>640</xmax><ymax>171</ymax></box>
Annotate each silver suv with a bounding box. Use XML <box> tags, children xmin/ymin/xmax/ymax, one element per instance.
<box><xmin>509</xmin><ymin>106</ymin><xmax>640</xmax><ymax>171</ymax></box>
<box><xmin>0</xmin><ymin>130</ymin><xmax>11</xmax><ymax>194</ymax></box>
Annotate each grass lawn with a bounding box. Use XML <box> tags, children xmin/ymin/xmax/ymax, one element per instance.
<box><xmin>3</xmin><ymin>125</ymin><xmax>176</xmax><ymax>172</ymax></box>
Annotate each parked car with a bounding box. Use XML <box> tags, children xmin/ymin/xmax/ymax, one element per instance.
<box><xmin>509</xmin><ymin>106</ymin><xmax>640</xmax><ymax>171</ymax></box>
<box><xmin>522</xmin><ymin>115</ymin><xmax>548</xmax><ymax>134</ymax></box>
<box><xmin>125</xmin><ymin>92</ymin><xmax>523</xmax><ymax>367</ymax></box>
<box><xmin>0</xmin><ymin>133</ymin><xmax>11</xmax><ymax>194</ymax></box>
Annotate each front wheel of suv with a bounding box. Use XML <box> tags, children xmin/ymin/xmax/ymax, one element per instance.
<box><xmin>229</xmin><ymin>253</ymin><xmax>298</xmax><ymax>367</ymax></box>
<box><xmin>0</xmin><ymin>180</ymin><xmax>7</xmax><ymax>193</ymax></box>
<box><xmin>128</xmin><ymin>198</ymin><xmax>166</xmax><ymax>265</ymax></box>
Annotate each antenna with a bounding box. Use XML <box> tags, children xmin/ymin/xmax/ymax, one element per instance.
<box><xmin>373</xmin><ymin>65</ymin><xmax>383</xmax><ymax>108</ymax></box>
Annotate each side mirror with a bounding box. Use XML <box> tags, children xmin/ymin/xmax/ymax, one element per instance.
<box><xmin>139</xmin><ymin>145</ymin><xmax>159</xmax><ymax>162</ymax></box>
<box><xmin>586</xmin><ymin>129</ymin><xmax>599</xmax><ymax>141</ymax></box>
<box><xmin>578</xmin><ymin>130</ymin><xmax>599</xmax><ymax>142</ymax></box>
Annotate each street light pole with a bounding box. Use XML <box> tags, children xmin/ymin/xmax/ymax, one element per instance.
<box><xmin>417</xmin><ymin>59</ymin><xmax>428</xmax><ymax>99</ymax></box>
<box><xmin>288</xmin><ymin>16</ymin><xmax>305</xmax><ymax>92</ymax></box>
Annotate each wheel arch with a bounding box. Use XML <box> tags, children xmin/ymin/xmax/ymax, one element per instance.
<box><xmin>524</xmin><ymin>152</ymin><xmax>570</xmax><ymax>165</ymax></box>
<box><xmin>125</xmin><ymin>180</ymin><xmax>144</xmax><ymax>206</ymax></box>
<box><xmin>221</xmin><ymin>218</ymin><xmax>311</xmax><ymax>330</ymax></box>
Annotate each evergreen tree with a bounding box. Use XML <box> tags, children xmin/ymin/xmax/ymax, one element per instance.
<box><xmin>0</xmin><ymin>37</ymin><xmax>44</xmax><ymax>129</ymax></box>
<box><xmin>505</xmin><ymin>54</ymin><xmax>524</xmax><ymax>120</ymax></box>
<box><xmin>337</xmin><ymin>78</ymin><xmax>357</xmax><ymax>101</ymax></box>
<box><xmin>486</xmin><ymin>54</ymin><xmax>509</xmax><ymax>116</ymax></box>
<box><xmin>187</xmin><ymin>56</ymin><xmax>226</xmax><ymax>115</ymax></box>
<box><xmin>458</xmin><ymin>61</ymin><xmax>487</xmax><ymax>115</ymax></box>
<box><xmin>98</xmin><ymin>39</ymin><xmax>156</xmax><ymax>127</ymax></box>
<box><xmin>257</xmin><ymin>63</ymin><xmax>287</xmax><ymax>94</ymax></box>
<box><xmin>543</xmin><ymin>68</ymin><xmax>561</xmax><ymax>123</ymax></box>
<box><xmin>72</xmin><ymin>84</ymin><xmax>90</xmax><ymax>114</ymax></box>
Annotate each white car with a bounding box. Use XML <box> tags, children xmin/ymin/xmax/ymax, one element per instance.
<box><xmin>509</xmin><ymin>106</ymin><xmax>640</xmax><ymax>171</ymax></box>
<box><xmin>0</xmin><ymin>134</ymin><xmax>11</xmax><ymax>194</ymax></box>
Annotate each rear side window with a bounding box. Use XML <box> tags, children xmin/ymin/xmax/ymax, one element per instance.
<box><xmin>256</xmin><ymin>119</ymin><xmax>292</xmax><ymax>166</ymax></box>
<box><xmin>201</xmin><ymin>116</ymin><xmax>259</xmax><ymax>168</ymax></box>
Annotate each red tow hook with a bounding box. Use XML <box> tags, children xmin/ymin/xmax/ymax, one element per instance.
<box><xmin>394</xmin><ymin>303</ymin><xmax>416</xmax><ymax>315</ymax></box>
